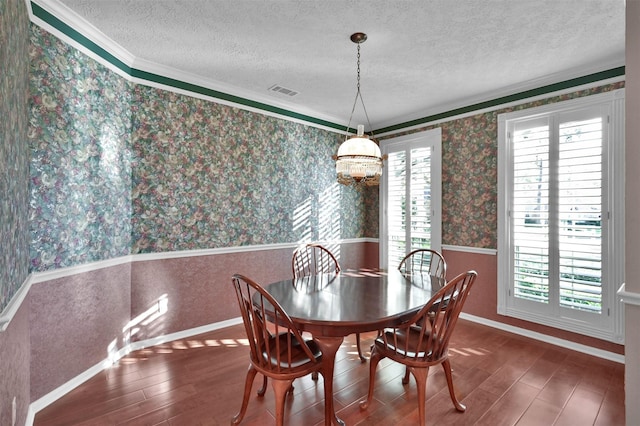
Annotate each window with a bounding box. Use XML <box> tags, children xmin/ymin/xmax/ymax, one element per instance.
<box><xmin>498</xmin><ymin>90</ymin><xmax>625</xmax><ymax>343</ymax></box>
<box><xmin>380</xmin><ymin>129</ymin><xmax>442</xmax><ymax>270</ymax></box>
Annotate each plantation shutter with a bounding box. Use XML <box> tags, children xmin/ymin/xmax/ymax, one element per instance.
<box><xmin>512</xmin><ymin>117</ymin><xmax>551</xmax><ymax>304</ymax></box>
<box><xmin>383</xmin><ymin>136</ymin><xmax>438</xmax><ymax>270</ymax></box>
<box><xmin>557</xmin><ymin>115</ymin><xmax>603</xmax><ymax>313</ymax></box>
<box><xmin>510</xmin><ymin>108</ymin><xmax>604</xmax><ymax>314</ymax></box>
<box><xmin>387</xmin><ymin>151</ymin><xmax>407</xmax><ymax>268</ymax></box>
<box><xmin>409</xmin><ymin>148</ymin><xmax>433</xmax><ymax>249</ymax></box>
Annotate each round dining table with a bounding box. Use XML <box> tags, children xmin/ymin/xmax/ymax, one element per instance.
<box><xmin>257</xmin><ymin>269</ymin><xmax>443</xmax><ymax>426</ymax></box>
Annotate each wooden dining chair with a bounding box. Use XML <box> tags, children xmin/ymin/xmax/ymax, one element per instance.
<box><xmin>231</xmin><ymin>274</ymin><xmax>324</xmax><ymax>426</ymax></box>
<box><xmin>291</xmin><ymin>243</ymin><xmax>366</xmax><ymax>362</ymax></box>
<box><xmin>292</xmin><ymin>243</ymin><xmax>341</xmax><ymax>278</ymax></box>
<box><xmin>397</xmin><ymin>248</ymin><xmax>447</xmax><ymax>280</ymax></box>
<box><xmin>360</xmin><ymin>270</ymin><xmax>478</xmax><ymax>426</ymax></box>
<box><xmin>398</xmin><ymin>248</ymin><xmax>447</xmax><ymax>384</ymax></box>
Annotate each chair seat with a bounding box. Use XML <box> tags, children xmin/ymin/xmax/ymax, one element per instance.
<box><xmin>375</xmin><ymin>327</ymin><xmax>438</xmax><ymax>360</ymax></box>
<box><xmin>260</xmin><ymin>332</ymin><xmax>323</xmax><ymax>370</ymax></box>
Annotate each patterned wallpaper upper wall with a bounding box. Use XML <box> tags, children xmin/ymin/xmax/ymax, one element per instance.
<box><xmin>0</xmin><ymin>0</ymin><xmax>31</xmax><ymax>312</ymax></box>
<box><xmin>29</xmin><ymin>25</ymin><xmax>134</xmax><ymax>272</ymax></box>
<box><xmin>27</xmin><ymin>24</ymin><xmax>377</xmax><ymax>271</ymax></box>
<box><xmin>130</xmin><ymin>85</ymin><xmax>376</xmax><ymax>253</ymax></box>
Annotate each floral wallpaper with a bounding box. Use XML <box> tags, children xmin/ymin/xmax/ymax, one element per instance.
<box><xmin>130</xmin><ymin>86</ymin><xmax>375</xmax><ymax>252</ymax></box>
<box><xmin>29</xmin><ymin>25</ymin><xmax>133</xmax><ymax>272</ymax></box>
<box><xmin>0</xmin><ymin>0</ymin><xmax>30</xmax><ymax>312</ymax></box>
<box><xmin>27</xmin><ymin>24</ymin><xmax>376</xmax><ymax>270</ymax></box>
<box><xmin>383</xmin><ymin>81</ymin><xmax>625</xmax><ymax>249</ymax></box>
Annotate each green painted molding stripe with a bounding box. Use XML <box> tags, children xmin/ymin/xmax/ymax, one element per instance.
<box><xmin>374</xmin><ymin>66</ymin><xmax>625</xmax><ymax>135</ymax></box>
<box><xmin>32</xmin><ymin>2</ymin><xmax>624</xmax><ymax>136</ymax></box>
<box><xmin>31</xmin><ymin>2</ymin><xmax>132</xmax><ymax>75</ymax></box>
<box><xmin>30</xmin><ymin>2</ymin><xmax>346</xmax><ymax>132</ymax></box>
<box><xmin>129</xmin><ymin>68</ymin><xmax>346</xmax><ymax>131</ymax></box>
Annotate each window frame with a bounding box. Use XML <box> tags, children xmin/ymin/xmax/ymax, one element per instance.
<box><xmin>379</xmin><ymin>128</ymin><xmax>442</xmax><ymax>270</ymax></box>
<box><xmin>497</xmin><ymin>90</ymin><xmax>625</xmax><ymax>343</ymax></box>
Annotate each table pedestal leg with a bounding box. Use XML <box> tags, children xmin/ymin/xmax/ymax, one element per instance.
<box><xmin>314</xmin><ymin>336</ymin><xmax>345</xmax><ymax>426</ymax></box>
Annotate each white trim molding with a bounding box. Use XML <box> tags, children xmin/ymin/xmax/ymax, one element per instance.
<box><xmin>27</xmin><ymin>0</ymin><xmax>349</xmax><ymax>134</ymax></box>
<box><xmin>618</xmin><ymin>283</ymin><xmax>640</xmax><ymax>306</ymax></box>
<box><xmin>460</xmin><ymin>313</ymin><xmax>625</xmax><ymax>364</ymax></box>
<box><xmin>26</xmin><ymin>317</ymin><xmax>243</xmax><ymax>426</ymax></box>
<box><xmin>0</xmin><ymin>275</ymin><xmax>34</xmax><ymax>331</ymax></box>
<box><xmin>376</xmin><ymin>75</ymin><xmax>625</xmax><ymax>138</ymax></box>
<box><xmin>442</xmin><ymin>245</ymin><xmax>497</xmax><ymax>256</ymax></box>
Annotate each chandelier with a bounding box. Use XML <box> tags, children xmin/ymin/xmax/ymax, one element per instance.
<box><xmin>334</xmin><ymin>33</ymin><xmax>385</xmax><ymax>187</ymax></box>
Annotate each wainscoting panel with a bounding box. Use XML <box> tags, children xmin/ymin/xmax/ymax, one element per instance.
<box><xmin>29</xmin><ymin>263</ymin><xmax>132</xmax><ymax>401</ymax></box>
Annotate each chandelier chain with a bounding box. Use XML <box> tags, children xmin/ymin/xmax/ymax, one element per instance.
<box><xmin>356</xmin><ymin>43</ymin><xmax>361</xmax><ymax>94</ymax></box>
<box><xmin>345</xmin><ymin>40</ymin><xmax>376</xmax><ymax>141</ymax></box>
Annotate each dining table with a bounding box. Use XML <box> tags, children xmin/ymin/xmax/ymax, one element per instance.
<box><xmin>256</xmin><ymin>268</ymin><xmax>444</xmax><ymax>426</ymax></box>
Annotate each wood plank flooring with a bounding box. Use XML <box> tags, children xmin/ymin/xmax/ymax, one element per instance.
<box><xmin>34</xmin><ymin>320</ymin><xmax>625</xmax><ymax>425</ymax></box>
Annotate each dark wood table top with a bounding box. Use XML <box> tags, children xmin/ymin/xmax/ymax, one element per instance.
<box><xmin>259</xmin><ymin>269</ymin><xmax>443</xmax><ymax>336</ymax></box>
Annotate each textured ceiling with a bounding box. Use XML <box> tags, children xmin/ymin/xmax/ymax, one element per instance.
<box><xmin>53</xmin><ymin>0</ymin><xmax>625</xmax><ymax>132</ymax></box>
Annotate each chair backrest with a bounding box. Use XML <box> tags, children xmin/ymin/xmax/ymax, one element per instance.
<box><xmin>231</xmin><ymin>274</ymin><xmax>318</xmax><ymax>373</ymax></box>
<box><xmin>292</xmin><ymin>243</ymin><xmax>341</xmax><ymax>279</ymax></box>
<box><xmin>397</xmin><ymin>248</ymin><xmax>446</xmax><ymax>280</ymax></box>
<box><xmin>381</xmin><ymin>270</ymin><xmax>477</xmax><ymax>363</ymax></box>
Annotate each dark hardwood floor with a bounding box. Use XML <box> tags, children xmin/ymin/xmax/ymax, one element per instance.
<box><xmin>34</xmin><ymin>320</ymin><xmax>625</xmax><ymax>426</ymax></box>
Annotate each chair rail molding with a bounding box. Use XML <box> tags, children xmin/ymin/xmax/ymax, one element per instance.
<box><xmin>618</xmin><ymin>283</ymin><xmax>640</xmax><ymax>306</ymax></box>
<box><xmin>0</xmin><ymin>274</ymin><xmax>33</xmax><ymax>332</ymax></box>
<box><xmin>442</xmin><ymin>245</ymin><xmax>497</xmax><ymax>256</ymax></box>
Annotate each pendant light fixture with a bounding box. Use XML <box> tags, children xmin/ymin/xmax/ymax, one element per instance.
<box><xmin>334</xmin><ymin>32</ymin><xmax>385</xmax><ymax>186</ymax></box>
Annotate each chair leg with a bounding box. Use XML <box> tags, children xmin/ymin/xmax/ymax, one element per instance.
<box><xmin>232</xmin><ymin>365</ymin><xmax>258</xmax><ymax>425</ymax></box>
<box><xmin>442</xmin><ymin>359</ymin><xmax>466</xmax><ymax>412</ymax></box>
<box><xmin>356</xmin><ymin>333</ymin><xmax>366</xmax><ymax>362</ymax></box>
<box><xmin>257</xmin><ymin>374</ymin><xmax>268</xmax><ymax>396</ymax></box>
<box><xmin>402</xmin><ymin>366</ymin><xmax>411</xmax><ymax>384</ymax></box>
<box><xmin>410</xmin><ymin>366</ymin><xmax>430</xmax><ymax>426</ymax></box>
<box><xmin>359</xmin><ymin>348</ymin><xmax>383</xmax><ymax>410</ymax></box>
<box><xmin>271</xmin><ymin>379</ymin><xmax>294</xmax><ymax>426</ymax></box>
<box><xmin>311</xmin><ymin>371</ymin><xmax>319</xmax><ymax>380</ymax></box>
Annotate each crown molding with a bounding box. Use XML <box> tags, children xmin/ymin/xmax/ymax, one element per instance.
<box><xmin>28</xmin><ymin>0</ymin><xmax>347</xmax><ymax>133</ymax></box>
<box><xmin>28</xmin><ymin>0</ymin><xmax>625</xmax><ymax>138</ymax></box>
<box><xmin>375</xmin><ymin>66</ymin><xmax>625</xmax><ymax>136</ymax></box>
<box><xmin>130</xmin><ymin>56</ymin><xmax>349</xmax><ymax>131</ymax></box>
<box><xmin>28</xmin><ymin>0</ymin><xmax>133</xmax><ymax>79</ymax></box>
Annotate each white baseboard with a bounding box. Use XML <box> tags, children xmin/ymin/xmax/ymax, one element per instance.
<box><xmin>25</xmin><ymin>317</ymin><xmax>243</xmax><ymax>426</ymax></box>
<box><xmin>460</xmin><ymin>313</ymin><xmax>625</xmax><ymax>364</ymax></box>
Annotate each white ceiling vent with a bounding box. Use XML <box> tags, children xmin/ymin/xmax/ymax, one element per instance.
<box><xmin>268</xmin><ymin>84</ymin><xmax>299</xmax><ymax>97</ymax></box>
